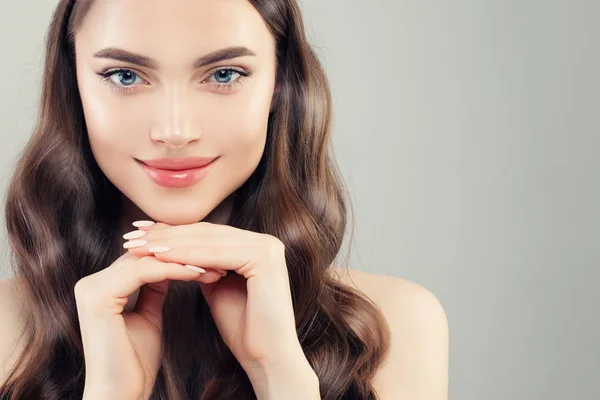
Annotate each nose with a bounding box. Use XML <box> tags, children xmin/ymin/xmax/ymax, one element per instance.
<box><xmin>150</xmin><ymin>86</ymin><xmax>200</xmax><ymax>149</ymax></box>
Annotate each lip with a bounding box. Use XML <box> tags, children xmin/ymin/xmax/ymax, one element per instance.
<box><xmin>136</xmin><ymin>157</ymin><xmax>218</xmax><ymax>188</ymax></box>
<box><xmin>138</xmin><ymin>156</ymin><xmax>218</xmax><ymax>170</ymax></box>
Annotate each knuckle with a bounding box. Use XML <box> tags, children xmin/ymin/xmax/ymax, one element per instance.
<box><xmin>73</xmin><ymin>278</ymin><xmax>101</xmax><ymax>309</ymax></box>
<box><xmin>137</xmin><ymin>255</ymin><xmax>157</xmax><ymax>263</ymax></box>
<box><xmin>132</xmin><ymin>256</ymin><xmax>157</xmax><ymax>270</ymax></box>
<box><xmin>73</xmin><ymin>280</ymin><xmax>84</xmax><ymax>299</ymax></box>
<box><xmin>73</xmin><ymin>276</ymin><xmax>92</xmax><ymax>297</ymax></box>
<box><xmin>264</xmin><ymin>235</ymin><xmax>285</xmax><ymax>257</ymax></box>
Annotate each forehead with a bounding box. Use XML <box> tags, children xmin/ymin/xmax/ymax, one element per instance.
<box><xmin>75</xmin><ymin>0</ymin><xmax>275</xmax><ymax>65</ymax></box>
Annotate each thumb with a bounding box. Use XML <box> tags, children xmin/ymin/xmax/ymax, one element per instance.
<box><xmin>133</xmin><ymin>279</ymin><xmax>171</xmax><ymax>329</ymax></box>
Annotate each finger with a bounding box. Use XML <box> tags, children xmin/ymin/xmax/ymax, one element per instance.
<box><xmin>197</xmin><ymin>274</ymin><xmax>244</xmax><ymax>305</ymax></box>
<box><xmin>149</xmin><ymin>245</ymin><xmax>255</xmax><ymax>272</ymax></box>
<box><xmin>133</xmin><ymin>221</ymin><xmax>247</xmax><ymax>241</ymax></box>
<box><xmin>121</xmin><ymin>223</ymin><xmax>260</xmax><ymax>259</ymax></box>
<box><xmin>132</xmin><ymin>279</ymin><xmax>171</xmax><ymax>329</ymax></box>
<box><xmin>126</xmin><ymin>235</ymin><xmax>259</xmax><ymax>252</ymax></box>
<box><xmin>121</xmin><ymin>225</ymin><xmax>239</xmax><ymax>257</ymax></box>
<box><xmin>131</xmin><ymin>220</ymin><xmax>160</xmax><ymax>230</ymax></box>
<box><xmin>194</xmin><ymin>268</ymin><xmax>227</xmax><ymax>284</ymax></box>
<box><xmin>75</xmin><ymin>256</ymin><xmax>205</xmax><ymax>317</ymax></box>
<box><xmin>122</xmin><ymin>241</ymin><xmax>228</xmax><ymax>283</ymax></box>
<box><xmin>122</xmin><ymin>240</ymin><xmax>249</xmax><ymax>265</ymax></box>
<box><xmin>123</xmin><ymin>220</ymin><xmax>173</xmax><ymax>236</ymax></box>
<box><xmin>130</xmin><ymin>220</ymin><xmax>172</xmax><ymax>234</ymax></box>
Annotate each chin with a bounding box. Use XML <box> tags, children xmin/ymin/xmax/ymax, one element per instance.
<box><xmin>148</xmin><ymin>213</ymin><xmax>209</xmax><ymax>227</ymax></box>
<box><xmin>135</xmin><ymin>201</ymin><xmax>214</xmax><ymax>226</ymax></box>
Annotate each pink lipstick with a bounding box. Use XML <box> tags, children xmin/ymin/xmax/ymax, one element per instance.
<box><xmin>136</xmin><ymin>156</ymin><xmax>218</xmax><ymax>188</ymax></box>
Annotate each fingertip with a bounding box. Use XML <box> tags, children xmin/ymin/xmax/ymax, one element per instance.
<box><xmin>184</xmin><ymin>265</ymin><xmax>206</xmax><ymax>273</ymax></box>
<box><xmin>195</xmin><ymin>269</ymin><xmax>226</xmax><ymax>284</ymax></box>
<box><xmin>132</xmin><ymin>220</ymin><xmax>155</xmax><ymax>228</ymax></box>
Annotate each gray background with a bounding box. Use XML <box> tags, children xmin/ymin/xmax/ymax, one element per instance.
<box><xmin>1</xmin><ymin>1</ymin><xmax>598</xmax><ymax>399</ymax></box>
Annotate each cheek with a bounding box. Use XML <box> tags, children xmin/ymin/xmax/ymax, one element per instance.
<box><xmin>209</xmin><ymin>108</ymin><xmax>268</xmax><ymax>153</ymax></box>
<box><xmin>203</xmin><ymin>82</ymin><xmax>273</xmax><ymax>153</ymax></box>
<box><xmin>79</xmin><ymin>88</ymin><xmax>150</xmax><ymax>163</ymax></box>
<box><xmin>77</xmin><ymin>63</ymin><xmax>274</xmax><ymax>163</ymax></box>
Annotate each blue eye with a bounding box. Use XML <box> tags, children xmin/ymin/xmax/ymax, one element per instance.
<box><xmin>96</xmin><ymin>67</ymin><xmax>250</xmax><ymax>94</ymax></box>
<box><xmin>109</xmin><ymin>70</ymin><xmax>142</xmax><ymax>86</ymax></box>
<box><xmin>209</xmin><ymin>69</ymin><xmax>243</xmax><ymax>84</ymax></box>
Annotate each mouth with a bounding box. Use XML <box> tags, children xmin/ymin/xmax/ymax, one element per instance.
<box><xmin>137</xmin><ymin>156</ymin><xmax>219</xmax><ymax>170</ymax></box>
<box><xmin>136</xmin><ymin>157</ymin><xmax>218</xmax><ymax>189</ymax></box>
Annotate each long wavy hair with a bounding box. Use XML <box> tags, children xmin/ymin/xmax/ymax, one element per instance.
<box><xmin>0</xmin><ymin>0</ymin><xmax>390</xmax><ymax>399</ymax></box>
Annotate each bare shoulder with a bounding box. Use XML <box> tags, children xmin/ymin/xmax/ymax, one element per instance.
<box><xmin>0</xmin><ymin>277</ymin><xmax>27</xmax><ymax>385</ymax></box>
<box><xmin>330</xmin><ymin>266</ymin><xmax>449</xmax><ymax>400</ymax></box>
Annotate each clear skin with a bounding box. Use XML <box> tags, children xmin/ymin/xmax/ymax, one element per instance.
<box><xmin>0</xmin><ymin>2</ymin><xmax>449</xmax><ymax>399</ymax></box>
<box><xmin>74</xmin><ymin>0</ymin><xmax>278</xmax><ymax>236</ymax></box>
<box><xmin>71</xmin><ymin>1</ymin><xmax>298</xmax><ymax>398</ymax></box>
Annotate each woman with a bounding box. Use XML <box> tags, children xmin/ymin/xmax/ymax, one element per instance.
<box><xmin>0</xmin><ymin>0</ymin><xmax>448</xmax><ymax>399</ymax></box>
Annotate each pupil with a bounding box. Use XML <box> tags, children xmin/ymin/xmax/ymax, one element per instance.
<box><xmin>216</xmin><ymin>70</ymin><xmax>231</xmax><ymax>83</ymax></box>
<box><xmin>120</xmin><ymin>71</ymin><xmax>135</xmax><ymax>85</ymax></box>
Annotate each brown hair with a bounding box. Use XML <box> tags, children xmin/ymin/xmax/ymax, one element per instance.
<box><xmin>0</xmin><ymin>0</ymin><xmax>390</xmax><ymax>398</ymax></box>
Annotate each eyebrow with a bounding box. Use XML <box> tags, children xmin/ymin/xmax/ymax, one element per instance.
<box><xmin>92</xmin><ymin>46</ymin><xmax>257</xmax><ymax>70</ymax></box>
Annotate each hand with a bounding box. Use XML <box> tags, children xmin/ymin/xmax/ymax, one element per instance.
<box><xmin>123</xmin><ymin>221</ymin><xmax>307</xmax><ymax>372</ymax></box>
<box><xmin>74</xmin><ymin>251</ymin><xmax>207</xmax><ymax>399</ymax></box>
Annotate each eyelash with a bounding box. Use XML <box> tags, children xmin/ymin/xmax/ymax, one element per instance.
<box><xmin>95</xmin><ymin>67</ymin><xmax>250</xmax><ymax>94</ymax></box>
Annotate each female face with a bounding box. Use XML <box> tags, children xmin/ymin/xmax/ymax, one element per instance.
<box><xmin>74</xmin><ymin>0</ymin><xmax>278</xmax><ymax>226</ymax></box>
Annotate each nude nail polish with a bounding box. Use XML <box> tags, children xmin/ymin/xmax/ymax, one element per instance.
<box><xmin>123</xmin><ymin>230</ymin><xmax>147</xmax><ymax>240</ymax></box>
<box><xmin>185</xmin><ymin>265</ymin><xmax>206</xmax><ymax>273</ymax></box>
<box><xmin>133</xmin><ymin>220</ymin><xmax>155</xmax><ymax>227</ymax></box>
<box><xmin>123</xmin><ymin>240</ymin><xmax>148</xmax><ymax>249</ymax></box>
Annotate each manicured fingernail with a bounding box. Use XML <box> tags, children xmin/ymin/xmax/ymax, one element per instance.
<box><xmin>133</xmin><ymin>220</ymin><xmax>155</xmax><ymax>227</ymax></box>
<box><xmin>123</xmin><ymin>239</ymin><xmax>148</xmax><ymax>249</ymax></box>
<box><xmin>148</xmin><ymin>246</ymin><xmax>171</xmax><ymax>253</ymax></box>
<box><xmin>185</xmin><ymin>265</ymin><xmax>206</xmax><ymax>273</ymax></box>
<box><xmin>123</xmin><ymin>230</ymin><xmax>147</xmax><ymax>240</ymax></box>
